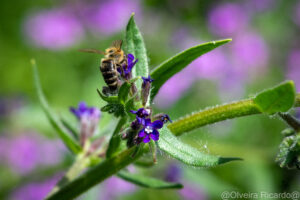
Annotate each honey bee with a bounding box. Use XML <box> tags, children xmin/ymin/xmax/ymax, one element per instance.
<box><xmin>79</xmin><ymin>40</ymin><xmax>127</xmax><ymax>95</ymax></box>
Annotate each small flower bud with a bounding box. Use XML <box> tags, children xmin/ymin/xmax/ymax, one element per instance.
<box><xmin>141</xmin><ymin>76</ymin><xmax>154</xmax><ymax>106</ymax></box>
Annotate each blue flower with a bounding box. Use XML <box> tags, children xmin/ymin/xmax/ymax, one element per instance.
<box><xmin>118</xmin><ymin>53</ymin><xmax>138</xmax><ymax>79</ymax></box>
<box><xmin>70</xmin><ymin>102</ymin><xmax>101</xmax><ymax>120</ymax></box>
<box><xmin>138</xmin><ymin>118</ymin><xmax>163</xmax><ymax>143</ymax></box>
<box><xmin>130</xmin><ymin>108</ymin><xmax>150</xmax><ymax>124</ymax></box>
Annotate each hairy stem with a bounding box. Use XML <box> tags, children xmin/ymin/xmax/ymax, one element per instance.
<box><xmin>169</xmin><ymin>95</ymin><xmax>300</xmax><ymax>136</ymax></box>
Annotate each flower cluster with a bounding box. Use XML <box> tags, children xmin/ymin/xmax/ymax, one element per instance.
<box><xmin>125</xmin><ymin>108</ymin><xmax>171</xmax><ymax>144</ymax></box>
<box><xmin>117</xmin><ymin>53</ymin><xmax>138</xmax><ymax>80</ymax></box>
<box><xmin>70</xmin><ymin>102</ymin><xmax>101</xmax><ymax>147</ymax></box>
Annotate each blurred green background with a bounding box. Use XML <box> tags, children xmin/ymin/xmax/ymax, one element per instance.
<box><xmin>1</xmin><ymin>0</ymin><xmax>300</xmax><ymax>199</ymax></box>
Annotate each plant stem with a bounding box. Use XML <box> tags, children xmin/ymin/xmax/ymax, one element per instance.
<box><xmin>45</xmin><ymin>147</ymin><xmax>142</xmax><ymax>200</ymax></box>
<box><xmin>169</xmin><ymin>95</ymin><xmax>300</xmax><ymax>136</ymax></box>
<box><xmin>278</xmin><ymin>113</ymin><xmax>300</xmax><ymax>132</ymax></box>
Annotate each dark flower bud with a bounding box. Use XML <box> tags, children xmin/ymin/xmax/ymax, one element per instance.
<box><xmin>141</xmin><ymin>76</ymin><xmax>154</xmax><ymax>106</ymax></box>
<box><xmin>153</xmin><ymin>113</ymin><xmax>172</xmax><ymax>124</ymax></box>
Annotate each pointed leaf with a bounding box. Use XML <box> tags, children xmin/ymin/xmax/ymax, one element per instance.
<box><xmin>32</xmin><ymin>60</ymin><xmax>81</xmax><ymax>154</ymax></box>
<box><xmin>150</xmin><ymin>39</ymin><xmax>232</xmax><ymax>101</ymax></box>
<box><xmin>254</xmin><ymin>81</ymin><xmax>296</xmax><ymax>114</ymax></box>
<box><xmin>125</xmin><ymin>13</ymin><xmax>149</xmax><ymax>91</ymax></box>
<box><xmin>118</xmin><ymin>82</ymin><xmax>131</xmax><ymax>103</ymax></box>
<box><xmin>97</xmin><ymin>89</ymin><xmax>118</xmax><ymax>103</ymax></box>
<box><xmin>157</xmin><ymin>127</ymin><xmax>241</xmax><ymax>167</ymax></box>
<box><xmin>117</xmin><ymin>171</ymin><xmax>183</xmax><ymax>189</ymax></box>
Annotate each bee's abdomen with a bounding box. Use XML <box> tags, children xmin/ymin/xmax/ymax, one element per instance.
<box><xmin>100</xmin><ymin>59</ymin><xmax>118</xmax><ymax>91</ymax></box>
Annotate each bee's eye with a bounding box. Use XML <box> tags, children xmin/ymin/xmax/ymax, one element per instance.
<box><xmin>108</xmin><ymin>50</ymin><xmax>114</xmax><ymax>53</ymax></box>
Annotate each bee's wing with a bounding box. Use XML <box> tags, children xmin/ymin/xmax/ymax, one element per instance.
<box><xmin>78</xmin><ymin>48</ymin><xmax>105</xmax><ymax>55</ymax></box>
<box><xmin>112</xmin><ymin>40</ymin><xmax>123</xmax><ymax>50</ymax></box>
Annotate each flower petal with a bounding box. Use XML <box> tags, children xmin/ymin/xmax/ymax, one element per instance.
<box><xmin>130</xmin><ymin>110</ymin><xmax>138</xmax><ymax>114</ymax></box>
<box><xmin>150</xmin><ymin>129</ymin><xmax>159</xmax><ymax>141</ymax></box>
<box><xmin>151</xmin><ymin>120</ymin><xmax>163</xmax><ymax>129</ymax></box>
<box><xmin>143</xmin><ymin>135</ymin><xmax>150</xmax><ymax>143</ymax></box>
<box><xmin>78</xmin><ymin>102</ymin><xmax>87</xmax><ymax>112</ymax></box>
<box><xmin>138</xmin><ymin>129</ymin><xmax>146</xmax><ymax>138</ymax></box>
<box><xmin>143</xmin><ymin>118</ymin><xmax>151</xmax><ymax>126</ymax></box>
<box><xmin>127</xmin><ymin>53</ymin><xmax>134</xmax><ymax>62</ymax></box>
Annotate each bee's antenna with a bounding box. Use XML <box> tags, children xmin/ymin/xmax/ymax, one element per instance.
<box><xmin>78</xmin><ymin>49</ymin><xmax>105</xmax><ymax>55</ymax></box>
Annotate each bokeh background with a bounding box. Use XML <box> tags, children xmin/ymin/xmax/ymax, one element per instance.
<box><xmin>1</xmin><ymin>0</ymin><xmax>300</xmax><ymax>199</ymax></box>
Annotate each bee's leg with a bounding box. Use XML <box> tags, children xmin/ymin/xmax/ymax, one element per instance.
<box><xmin>102</xmin><ymin>86</ymin><xmax>111</xmax><ymax>96</ymax></box>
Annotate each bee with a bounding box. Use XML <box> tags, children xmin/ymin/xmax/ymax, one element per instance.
<box><xmin>79</xmin><ymin>40</ymin><xmax>127</xmax><ymax>95</ymax></box>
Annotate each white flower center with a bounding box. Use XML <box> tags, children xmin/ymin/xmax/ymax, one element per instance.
<box><xmin>145</xmin><ymin>126</ymin><xmax>153</xmax><ymax>134</ymax></box>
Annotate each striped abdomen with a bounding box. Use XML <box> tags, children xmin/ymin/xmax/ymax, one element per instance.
<box><xmin>100</xmin><ymin>58</ymin><xmax>119</xmax><ymax>91</ymax></box>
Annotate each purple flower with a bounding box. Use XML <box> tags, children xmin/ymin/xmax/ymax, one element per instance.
<box><xmin>154</xmin><ymin>67</ymin><xmax>195</xmax><ymax>108</ymax></box>
<box><xmin>70</xmin><ymin>102</ymin><xmax>101</xmax><ymax>146</ymax></box>
<box><xmin>130</xmin><ymin>108</ymin><xmax>150</xmax><ymax>124</ymax></box>
<box><xmin>24</xmin><ymin>8</ymin><xmax>84</xmax><ymax>49</ymax></box>
<box><xmin>231</xmin><ymin>32</ymin><xmax>269</xmax><ymax>79</ymax></box>
<box><xmin>208</xmin><ymin>3</ymin><xmax>248</xmax><ymax>37</ymax></box>
<box><xmin>103</xmin><ymin>176</ymin><xmax>136</xmax><ymax>200</ymax></box>
<box><xmin>85</xmin><ymin>0</ymin><xmax>141</xmax><ymax>35</ymax></box>
<box><xmin>165</xmin><ymin>163</ymin><xmax>182</xmax><ymax>182</ymax></box>
<box><xmin>11</xmin><ymin>174</ymin><xmax>61</xmax><ymax>200</ymax></box>
<box><xmin>294</xmin><ymin>2</ymin><xmax>300</xmax><ymax>27</ymax></box>
<box><xmin>243</xmin><ymin>0</ymin><xmax>276</xmax><ymax>13</ymax></box>
<box><xmin>118</xmin><ymin>53</ymin><xmax>138</xmax><ymax>79</ymax></box>
<box><xmin>0</xmin><ymin>134</ymin><xmax>65</xmax><ymax>175</ymax></box>
<box><xmin>70</xmin><ymin>102</ymin><xmax>101</xmax><ymax>121</ymax></box>
<box><xmin>142</xmin><ymin>75</ymin><xmax>154</xmax><ymax>85</ymax></box>
<box><xmin>287</xmin><ymin>49</ymin><xmax>300</xmax><ymax>92</ymax></box>
<box><xmin>138</xmin><ymin>118</ymin><xmax>163</xmax><ymax>143</ymax></box>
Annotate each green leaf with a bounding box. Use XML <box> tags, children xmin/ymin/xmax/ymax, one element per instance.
<box><xmin>45</xmin><ymin>147</ymin><xmax>143</xmax><ymax>200</ymax></box>
<box><xmin>101</xmin><ymin>103</ymin><xmax>125</xmax><ymax>117</ymax></box>
<box><xmin>254</xmin><ymin>81</ymin><xmax>296</xmax><ymax>114</ymax></box>
<box><xmin>125</xmin><ymin>13</ymin><xmax>149</xmax><ymax>91</ymax></box>
<box><xmin>60</xmin><ymin>117</ymin><xmax>79</xmax><ymax>141</ymax></box>
<box><xmin>157</xmin><ymin>127</ymin><xmax>242</xmax><ymax>167</ymax></box>
<box><xmin>32</xmin><ymin>60</ymin><xmax>81</xmax><ymax>154</ymax></box>
<box><xmin>150</xmin><ymin>39</ymin><xmax>232</xmax><ymax>101</ymax></box>
<box><xmin>118</xmin><ymin>82</ymin><xmax>131</xmax><ymax>103</ymax></box>
<box><xmin>117</xmin><ymin>171</ymin><xmax>183</xmax><ymax>189</ymax></box>
<box><xmin>97</xmin><ymin>89</ymin><xmax>118</xmax><ymax>103</ymax></box>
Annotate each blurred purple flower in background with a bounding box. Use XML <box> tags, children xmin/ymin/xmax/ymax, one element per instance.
<box><xmin>287</xmin><ymin>49</ymin><xmax>300</xmax><ymax>92</ymax></box>
<box><xmin>243</xmin><ymin>0</ymin><xmax>275</xmax><ymax>13</ymax></box>
<box><xmin>25</xmin><ymin>8</ymin><xmax>84</xmax><ymax>49</ymax></box>
<box><xmin>294</xmin><ymin>1</ymin><xmax>300</xmax><ymax>27</ymax></box>
<box><xmin>11</xmin><ymin>174</ymin><xmax>61</xmax><ymax>200</ymax></box>
<box><xmin>154</xmin><ymin>67</ymin><xmax>195</xmax><ymax>108</ymax></box>
<box><xmin>0</xmin><ymin>133</ymin><xmax>65</xmax><ymax>174</ymax></box>
<box><xmin>191</xmin><ymin>48</ymin><xmax>230</xmax><ymax>80</ymax></box>
<box><xmin>85</xmin><ymin>0</ymin><xmax>141</xmax><ymax>35</ymax></box>
<box><xmin>164</xmin><ymin>163</ymin><xmax>207</xmax><ymax>200</ymax></box>
<box><xmin>231</xmin><ymin>32</ymin><xmax>269</xmax><ymax>80</ymax></box>
<box><xmin>102</xmin><ymin>176</ymin><xmax>136</xmax><ymax>200</ymax></box>
<box><xmin>208</xmin><ymin>3</ymin><xmax>248</xmax><ymax>37</ymax></box>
